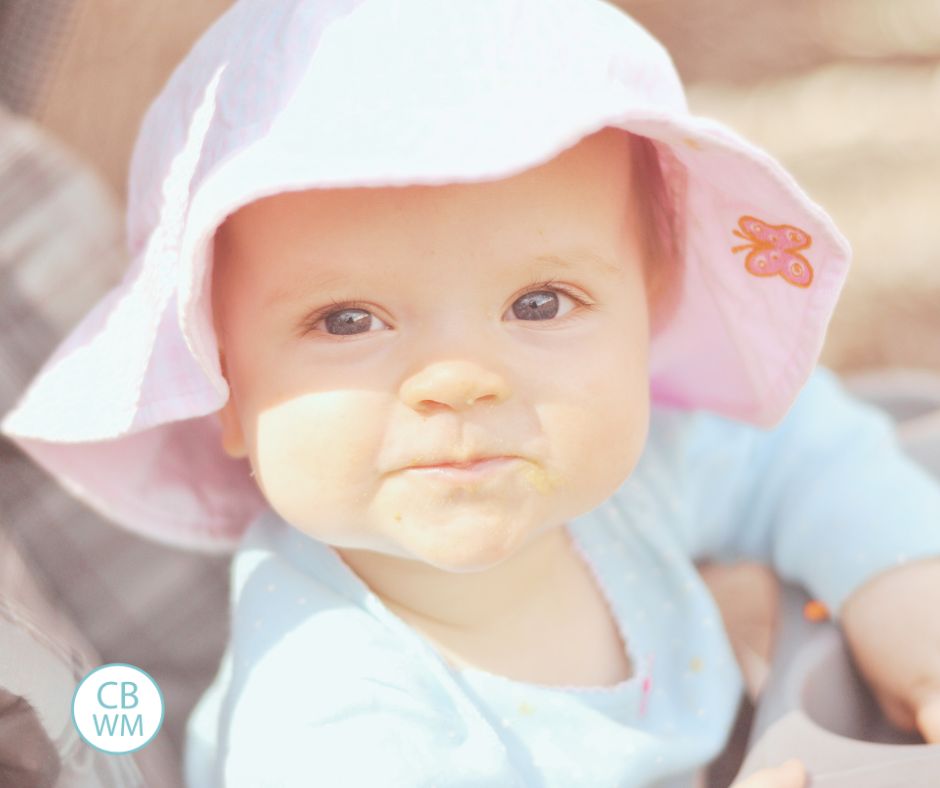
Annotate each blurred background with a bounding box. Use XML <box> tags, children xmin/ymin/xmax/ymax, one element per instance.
<box><xmin>3</xmin><ymin>0</ymin><xmax>938</xmax><ymax>371</ymax></box>
<box><xmin>0</xmin><ymin>2</ymin><xmax>937</xmax><ymax>785</ymax></box>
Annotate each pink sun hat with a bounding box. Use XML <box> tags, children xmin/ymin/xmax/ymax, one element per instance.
<box><xmin>2</xmin><ymin>0</ymin><xmax>851</xmax><ymax>552</ymax></box>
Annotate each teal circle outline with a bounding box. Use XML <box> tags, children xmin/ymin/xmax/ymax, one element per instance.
<box><xmin>70</xmin><ymin>662</ymin><xmax>165</xmax><ymax>755</ymax></box>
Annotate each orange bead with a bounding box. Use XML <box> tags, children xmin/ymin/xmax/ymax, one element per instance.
<box><xmin>803</xmin><ymin>599</ymin><xmax>829</xmax><ymax>622</ymax></box>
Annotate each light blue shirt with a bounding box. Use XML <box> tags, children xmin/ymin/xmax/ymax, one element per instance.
<box><xmin>185</xmin><ymin>367</ymin><xmax>940</xmax><ymax>787</ymax></box>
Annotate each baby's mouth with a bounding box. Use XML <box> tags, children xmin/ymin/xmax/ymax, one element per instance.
<box><xmin>404</xmin><ymin>456</ymin><xmax>520</xmax><ymax>479</ymax></box>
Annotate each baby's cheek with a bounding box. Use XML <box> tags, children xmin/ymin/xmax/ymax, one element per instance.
<box><xmin>249</xmin><ymin>391</ymin><xmax>386</xmax><ymax>533</ymax></box>
<box><xmin>549</xmin><ymin>361</ymin><xmax>648</xmax><ymax>504</ymax></box>
<box><xmin>544</xmin><ymin>399</ymin><xmax>644</xmax><ymax>504</ymax></box>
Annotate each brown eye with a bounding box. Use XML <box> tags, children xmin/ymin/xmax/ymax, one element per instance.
<box><xmin>507</xmin><ymin>289</ymin><xmax>577</xmax><ymax>321</ymax></box>
<box><xmin>321</xmin><ymin>307</ymin><xmax>389</xmax><ymax>336</ymax></box>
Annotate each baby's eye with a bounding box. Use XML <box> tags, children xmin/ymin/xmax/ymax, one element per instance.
<box><xmin>318</xmin><ymin>307</ymin><xmax>390</xmax><ymax>336</ymax></box>
<box><xmin>505</xmin><ymin>287</ymin><xmax>579</xmax><ymax>322</ymax></box>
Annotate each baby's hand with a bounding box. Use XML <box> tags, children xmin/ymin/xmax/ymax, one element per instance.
<box><xmin>840</xmin><ymin>557</ymin><xmax>940</xmax><ymax>742</ymax></box>
<box><xmin>730</xmin><ymin>758</ymin><xmax>805</xmax><ymax>788</ymax></box>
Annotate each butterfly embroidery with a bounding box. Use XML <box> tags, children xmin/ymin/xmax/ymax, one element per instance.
<box><xmin>731</xmin><ymin>216</ymin><xmax>814</xmax><ymax>288</ymax></box>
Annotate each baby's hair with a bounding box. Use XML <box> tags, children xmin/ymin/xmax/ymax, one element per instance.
<box><xmin>627</xmin><ymin>132</ymin><xmax>686</xmax><ymax>332</ymax></box>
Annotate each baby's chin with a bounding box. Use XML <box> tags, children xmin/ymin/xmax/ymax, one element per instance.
<box><xmin>379</xmin><ymin>508</ymin><xmax>543</xmax><ymax>572</ymax></box>
<box><xmin>311</xmin><ymin>507</ymin><xmax>553</xmax><ymax>573</ymax></box>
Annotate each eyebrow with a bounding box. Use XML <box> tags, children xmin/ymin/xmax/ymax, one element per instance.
<box><xmin>524</xmin><ymin>250</ymin><xmax>621</xmax><ymax>277</ymax></box>
<box><xmin>265</xmin><ymin>272</ymin><xmax>348</xmax><ymax>308</ymax></box>
<box><xmin>265</xmin><ymin>248</ymin><xmax>620</xmax><ymax>308</ymax></box>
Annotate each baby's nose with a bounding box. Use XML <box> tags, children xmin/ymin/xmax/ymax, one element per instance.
<box><xmin>399</xmin><ymin>360</ymin><xmax>511</xmax><ymax>413</ymax></box>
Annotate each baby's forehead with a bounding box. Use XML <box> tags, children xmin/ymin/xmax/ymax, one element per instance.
<box><xmin>208</xmin><ymin>129</ymin><xmax>649</xmax><ymax>309</ymax></box>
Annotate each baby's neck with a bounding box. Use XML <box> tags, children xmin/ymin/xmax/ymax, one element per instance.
<box><xmin>335</xmin><ymin>525</ymin><xmax>573</xmax><ymax>635</ymax></box>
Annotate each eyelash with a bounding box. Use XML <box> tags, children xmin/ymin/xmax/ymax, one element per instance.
<box><xmin>301</xmin><ymin>279</ymin><xmax>595</xmax><ymax>336</ymax></box>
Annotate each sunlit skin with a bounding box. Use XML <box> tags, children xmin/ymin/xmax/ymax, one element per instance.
<box><xmin>212</xmin><ymin>126</ymin><xmax>656</xmax><ymax>635</ymax></box>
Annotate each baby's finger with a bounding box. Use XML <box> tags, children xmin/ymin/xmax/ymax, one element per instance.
<box><xmin>731</xmin><ymin>758</ymin><xmax>806</xmax><ymax>788</ymax></box>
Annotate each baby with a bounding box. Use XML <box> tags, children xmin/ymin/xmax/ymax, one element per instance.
<box><xmin>4</xmin><ymin>1</ymin><xmax>940</xmax><ymax>786</ymax></box>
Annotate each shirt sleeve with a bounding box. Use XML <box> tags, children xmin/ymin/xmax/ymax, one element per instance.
<box><xmin>665</xmin><ymin>365</ymin><xmax>940</xmax><ymax>619</ymax></box>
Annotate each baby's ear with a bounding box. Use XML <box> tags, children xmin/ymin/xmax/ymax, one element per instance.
<box><xmin>218</xmin><ymin>397</ymin><xmax>248</xmax><ymax>459</ymax></box>
<box><xmin>217</xmin><ymin>354</ymin><xmax>248</xmax><ymax>459</ymax></box>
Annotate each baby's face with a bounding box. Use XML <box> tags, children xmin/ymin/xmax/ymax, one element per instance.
<box><xmin>212</xmin><ymin>127</ymin><xmax>652</xmax><ymax>570</ymax></box>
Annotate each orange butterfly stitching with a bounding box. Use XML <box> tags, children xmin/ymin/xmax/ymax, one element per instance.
<box><xmin>731</xmin><ymin>215</ymin><xmax>814</xmax><ymax>288</ymax></box>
